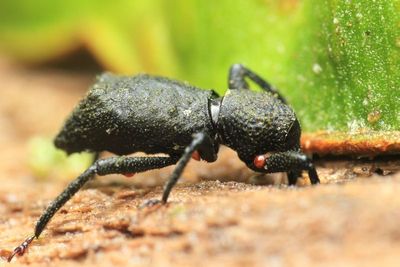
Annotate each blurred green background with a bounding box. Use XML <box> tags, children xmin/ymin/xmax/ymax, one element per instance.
<box><xmin>0</xmin><ymin>0</ymin><xmax>399</xmax><ymax>133</ymax></box>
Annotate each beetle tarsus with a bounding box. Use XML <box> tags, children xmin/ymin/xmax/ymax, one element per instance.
<box><xmin>307</xmin><ymin>164</ymin><xmax>320</xmax><ymax>185</ymax></box>
<box><xmin>7</xmin><ymin>235</ymin><xmax>35</xmax><ymax>262</ymax></box>
<box><xmin>140</xmin><ymin>199</ymin><xmax>163</xmax><ymax>208</ymax></box>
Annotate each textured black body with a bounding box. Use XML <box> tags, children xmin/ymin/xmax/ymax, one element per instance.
<box><xmin>218</xmin><ymin>89</ymin><xmax>300</xmax><ymax>164</ymax></box>
<box><xmin>55</xmin><ymin>73</ymin><xmax>216</xmax><ymax>156</ymax></box>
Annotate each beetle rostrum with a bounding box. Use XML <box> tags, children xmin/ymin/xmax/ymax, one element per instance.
<box><xmin>8</xmin><ymin>64</ymin><xmax>319</xmax><ymax>262</ymax></box>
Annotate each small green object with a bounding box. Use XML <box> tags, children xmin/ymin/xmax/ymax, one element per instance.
<box><xmin>27</xmin><ymin>137</ymin><xmax>94</xmax><ymax>181</ymax></box>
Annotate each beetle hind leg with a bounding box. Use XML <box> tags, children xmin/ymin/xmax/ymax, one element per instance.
<box><xmin>7</xmin><ymin>155</ymin><xmax>177</xmax><ymax>262</ymax></box>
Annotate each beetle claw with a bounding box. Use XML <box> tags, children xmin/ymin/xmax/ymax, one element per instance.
<box><xmin>140</xmin><ymin>199</ymin><xmax>163</xmax><ymax>209</ymax></box>
<box><xmin>7</xmin><ymin>235</ymin><xmax>35</xmax><ymax>262</ymax></box>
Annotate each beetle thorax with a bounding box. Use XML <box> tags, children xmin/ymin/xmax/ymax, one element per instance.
<box><xmin>216</xmin><ymin>89</ymin><xmax>300</xmax><ymax>163</ymax></box>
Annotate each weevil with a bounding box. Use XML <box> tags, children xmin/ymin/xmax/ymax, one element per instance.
<box><xmin>7</xmin><ymin>64</ymin><xmax>319</xmax><ymax>261</ymax></box>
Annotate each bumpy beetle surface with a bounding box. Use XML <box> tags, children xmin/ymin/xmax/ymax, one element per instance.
<box><xmin>218</xmin><ymin>89</ymin><xmax>300</xmax><ymax>164</ymax></box>
<box><xmin>55</xmin><ymin>74</ymin><xmax>217</xmax><ymax>157</ymax></box>
<box><xmin>8</xmin><ymin>64</ymin><xmax>319</xmax><ymax>262</ymax></box>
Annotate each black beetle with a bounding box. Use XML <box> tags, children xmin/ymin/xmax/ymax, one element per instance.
<box><xmin>8</xmin><ymin>64</ymin><xmax>319</xmax><ymax>261</ymax></box>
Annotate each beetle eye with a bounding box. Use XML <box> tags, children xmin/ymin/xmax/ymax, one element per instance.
<box><xmin>253</xmin><ymin>154</ymin><xmax>267</xmax><ymax>169</ymax></box>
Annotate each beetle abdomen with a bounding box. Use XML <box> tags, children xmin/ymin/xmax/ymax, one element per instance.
<box><xmin>55</xmin><ymin>73</ymin><xmax>214</xmax><ymax>155</ymax></box>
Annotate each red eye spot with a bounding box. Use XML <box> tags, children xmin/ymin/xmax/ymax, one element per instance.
<box><xmin>253</xmin><ymin>155</ymin><xmax>266</xmax><ymax>169</ymax></box>
<box><xmin>191</xmin><ymin>150</ymin><xmax>201</xmax><ymax>161</ymax></box>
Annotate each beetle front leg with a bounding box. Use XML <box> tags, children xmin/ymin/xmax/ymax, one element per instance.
<box><xmin>7</xmin><ymin>156</ymin><xmax>177</xmax><ymax>262</ymax></box>
<box><xmin>253</xmin><ymin>151</ymin><xmax>320</xmax><ymax>185</ymax></box>
<box><xmin>287</xmin><ymin>170</ymin><xmax>302</xmax><ymax>186</ymax></box>
<box><xmin>228</xmin><ymin>63</ymin><xmax>287</xmax><ymax>104</ymax></box>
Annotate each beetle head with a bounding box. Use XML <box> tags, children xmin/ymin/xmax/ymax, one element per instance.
<box><xmin>217</xmin><ymin>89</ymin><xmax>301</xmax><ymax>170</ymax></box>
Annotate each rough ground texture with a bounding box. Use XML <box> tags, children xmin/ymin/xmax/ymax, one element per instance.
<box><xmin>0</xmin><ymin>59</ymin><xmax>400</xmax><ymax>267</ymax></box>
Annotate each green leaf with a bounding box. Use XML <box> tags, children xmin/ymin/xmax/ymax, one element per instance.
<box><xmin>166</xmin><ymin>0</ymin><xmax>400</xmax><ymax>135</ymax></box>
<box><xmin>1</xmin><ymin>0</ymin><xmax>399</xmax><ymax>142</ymax></box>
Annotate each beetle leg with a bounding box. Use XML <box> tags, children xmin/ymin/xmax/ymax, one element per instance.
<box><xmin>252</xmin><ymin>150</ymin><xmax>320</xmax><ymax>185</ymax></box>
<box><xmin>161</xmin><ymin>132</ymin><xmax>215</xmax><ymax>203</ymax></box>
<box><xmin>228</xmin><ymin>63</ymin><xmax>287</xmax><ymax>104</ymax></box>
<box><xmin>8</xmin><ymin>156</ymin><xmax>177</xmax><ymax>262</ymax></box>
<box><xmin>287</xmin><ymin>170</ymin><xmax>302</xmax><ymax>186</ymax></box>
